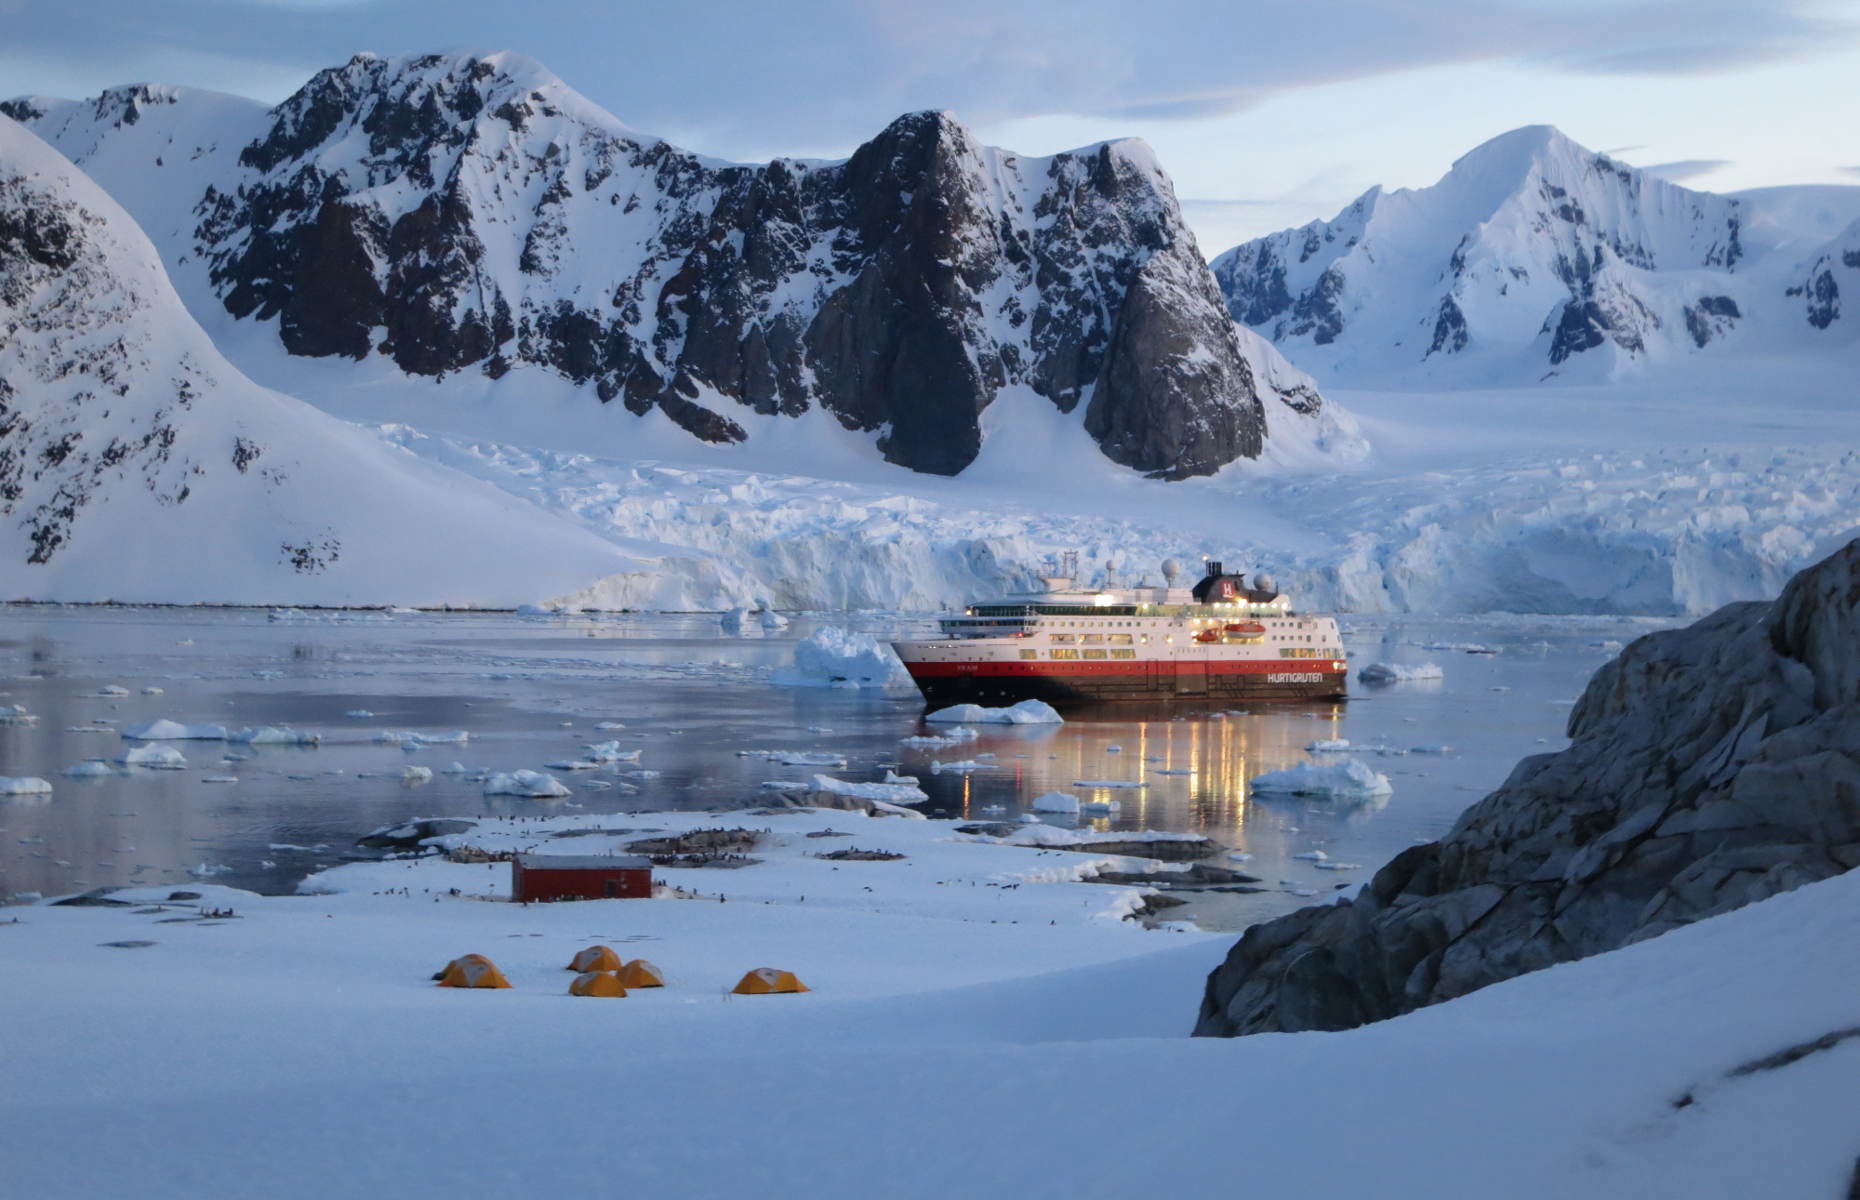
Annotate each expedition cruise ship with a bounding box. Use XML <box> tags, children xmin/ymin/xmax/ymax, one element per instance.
<box><xmin>892</xmin><ymin>560</ymin><xmax>1347</xmax><ymax>707</ymax></box>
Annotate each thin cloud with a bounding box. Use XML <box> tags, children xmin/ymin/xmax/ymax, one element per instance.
<box><xmin>1638</xmin><ymin>158</ymin><xmax>1733</xmax><ymax>182</ymax></box>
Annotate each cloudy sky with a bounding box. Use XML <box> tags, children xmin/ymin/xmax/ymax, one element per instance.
<box><xmin>4</xmin><ymin>0</ymin><xmax>1857</xmax><ymax>252</ymax></box>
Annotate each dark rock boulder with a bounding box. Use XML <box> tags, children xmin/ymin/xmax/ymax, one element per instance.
<box><xmin>1196</xmin><ymin>537</ymin><xmax>1860</xmax><ymax>1037</ymax></box>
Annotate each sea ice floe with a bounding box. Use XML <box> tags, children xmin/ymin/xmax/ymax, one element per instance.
<box><xmin>97</xmin><ymin>685</ymin><xmax>130</xmax><ymax>697</ymax></box>
<box><xmin>1307</xmin><ymin>739</ymin><xmax>1352</xmax><ymax>752</ymax></box>
<box><xmin>1294</xmin><ymin>850</ymin><xmax>1329</xmax><ymax>861</ymax></box>
<box><xmin>375</xmin><ymin>730</ymin><xmax>469</xmax><ymax>747</ymax></box>
<box><xmin>924</xmin><ymin>700</ymin><xmax>1063</xmax><ymax>725</ymax></box>
<box><xmin>121</xmin><ymin>719</ymin><xmax>227</xmax><ymax>740</ymax></box>
<box><xmin>929</xmin><ymin>759</ymin><xmax>993</xmax><ymax>773</ymax></box>
<box><xmin>580</xmin><ymin>741</ymin><xmax>641</xmax><ymax>763</ymax></box>
<box><xmin>402</xmin><ymin>766</ymin><xmax>433</xmax><ymax>783</ymax></box>
<box><xmin>0</xmin><ymin>776</ymin><xmax>53</xmax><ymax>795</ymax></box>
<box><xmin>140</xmin><ymin>687</ymin><xmax>164</xmax><ymax>696</ymax></box>
<box><xmin>63</xmin><ymin>760</ymin><xmax>116</xmax><ymax>778</ymax></box>
<box><xmin>808</xmin><ymin>773</ymin><xmax>929</xmax><ymax>805</ymax></box>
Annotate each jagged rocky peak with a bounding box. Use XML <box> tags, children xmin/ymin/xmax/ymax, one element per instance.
<box><xmin>1210</xmin><ymin>124</ymin><xmax>1754</xmax><ymax>383</ymax></box>
<box><xmin>1196</xmin><ymin>536</ymin><xmax>1860</xmax><ymax>1037</ymax></box>
<box><xmin>28</xmin><ymin>50</ymin><xmax>1287</xmax><ymax>479</ymax></box>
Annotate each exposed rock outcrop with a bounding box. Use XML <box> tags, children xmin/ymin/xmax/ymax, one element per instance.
<box><xmin>16</xmin><ymin>52</ymin><xmax>1314</xmax><ymax>479</ymax></box>
<box><xmin>1196</xmin><ymin>537</ymin><xmax>1860</xmax><ymax>1036</ymax></box>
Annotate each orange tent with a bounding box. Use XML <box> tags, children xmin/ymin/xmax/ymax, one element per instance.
<box><xmin>567</xmin><ymin>945</ymin><xmax>624</xmax><ymax>973</ymax></box>
<box><xmin>617</xmin><ymin>958</ymin><xmax>665</xmax><ymax>988</ymax></box>
<box><xmin>568</xmin><ymin>971</ymin><xmax>628</xmax><ymax>998</ymax></box>
<box><xmin>732</xmin><ymin>967</ymin><xmax>809</xmax><ymax>995</ymax></box>
<box><xmin>436</xmin><ymin>954</ymin><xmax>512</xmax><ymax>989</ymax></box>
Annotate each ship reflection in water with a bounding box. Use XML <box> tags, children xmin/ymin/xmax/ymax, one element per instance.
<box><xmin>900</xmin><ymin>700</ymin><xmax>1360</xmax><ymax>837</ymax></box>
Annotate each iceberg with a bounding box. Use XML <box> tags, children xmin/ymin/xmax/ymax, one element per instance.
<box><xmin>0</xmin><ymin>776</ymin><xmax>53</xmax><ymax>795</ymax></box>
<box><xmin>1358</xmin><ymin>662</ymin><xmax>1445</xmax><ymax>684</ymax></box>
<box><xmin>482</xmin><ymin>770</ymin><xmax>571</xmax><ymax>798</ymax></box>
<box><xmin>1249</xmin><ymin>758</ymin><xmax>1393</xmax><ymax>798</ymax></box>
<box><xmin>229</xmin><ymin>726</ymin><xmax>321</xmax><ymax>745</ymax></box>
<box><xmin>117</xmin><ymin>744</ymin><xmax>188</xmax><ymax>769</ymax></box>
<box><xmin>773</xmin><ymin>627</ymin><xmax>910</xmax><ymax>688</ymax></box>
<box><xmin>924</xmin><ymin>700</ymin><xmax>1063</xmax><ymax>725</ymax></box>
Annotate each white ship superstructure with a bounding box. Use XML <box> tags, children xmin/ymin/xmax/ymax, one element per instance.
<box><xmin>892</xmin><ymin>561</ymin><xmax>1347</xmax><ymax>706</ymax></box>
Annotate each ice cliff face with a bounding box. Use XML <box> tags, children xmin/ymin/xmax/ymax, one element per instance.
<box><xmin>1196</xmin><ymin>537</ymin><xmax>1860</xmax><ymax>1036</ymax></box>
<box><xmin>9</xmin><ymin>52</ymin><xmax>1317</xmax><ymax>480</ymax></box>
<box><xmin>0</xmin><ymin>114</ymin><xmax>680</xmax><ymax>606</ymax></box>
<box><xmin>1210</xmin><ymin>126</ymin><xmax>1853</xmax><ymax>383</ymax></box>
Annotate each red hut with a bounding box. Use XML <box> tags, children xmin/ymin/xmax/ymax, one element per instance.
<box><xmin>511</xmin><ymin>853</ymin><xmax>653</xmax><ymax>902</ymax></box>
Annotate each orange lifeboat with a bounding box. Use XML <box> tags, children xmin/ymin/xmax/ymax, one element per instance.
<box><xmin>1194</xmin><ymin>630</ymin><xmax>1221</xmax><ymax>644</ymax></box>
<box><xmin>1225</xmin><ymin>622</ymin><xmax>1267</xmax><ymax>635</ymax></box>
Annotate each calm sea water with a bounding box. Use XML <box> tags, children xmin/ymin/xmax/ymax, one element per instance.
<box><xmin>0</xmin><ymin>606</ymin><xmax>1675</xmax><ymax>929</ymax></box>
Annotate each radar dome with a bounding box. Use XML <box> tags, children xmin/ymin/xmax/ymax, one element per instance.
<box><xmin>1253</xmin><ymin>573</ymin><xmax>1276</xmax><ymax>593</ymax></box>
<box><xmin>1161</xmin><ymin>559</ymin><xmax>1182</xmax><ymax>585</ymax></box>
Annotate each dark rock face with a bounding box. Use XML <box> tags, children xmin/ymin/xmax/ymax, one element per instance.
<box><xmin>1683</xmin><ymin>294</ymin><xmax>1741</xmax><ymax>347</ymax></box>
<box><xmin>182</xmin><ymin>53</ymin><xmax>1272</xmax><ymax>477</ymax></box>
<box><xmin>1196</xmin><ymin>537</ymin><xmax>1860</xmax><ymax>1037</ymax></box>
<box><xmin>1789</xmin><ymin>225</ymin><xmax>1856</xmax><ymax>331</ymax></box>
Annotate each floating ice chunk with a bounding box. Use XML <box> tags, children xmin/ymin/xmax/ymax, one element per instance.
<box><xmin>63</xmin><ymin>760</ymin><xmax>116</xmax><ymax>778</ymax></box>
<box><xmin>1293</xmin><ymin>849</ymin><xmax>1329</xmax><ymax>861</ymax></box>
<box><xmin>1316</xmin><ymin>861</ymin><xmax>1362</xmax><ymax>871</ymax></box>
<box><xmin>1031</xmin><ymin>791</ymin><xmax>1080</xmax><ymax>813</ymax></box>
<box><xmin>808</xmin><ymin>773</ymin><xmax>929</xmax><ymax>805</ymax></box>
<box><xmin>122</xmin><ymin>719</ymin><xmax>226</xmax><ymax>741</ymax></box>
<box><xmin>1358</xmin><ymin>662</ymin><xmax>1444</xmax><ymax>684</ymax></box>
<box><xmin>1154</xmin><ymin>768</ymin><xmax>1193</xmax><ymax>775</ymax></box>
<box><xmin>581</xmin><ymin>741</ymin><xmax>640</xmax><ymax>763</ymax></box>
<box><xmin>779</xmin><ymin>751</ymin><xmax>847</xmax><ymax>768</ymax></box>
<box><xmin>201</xmin><ymin>776</ymin><xmax>240</xmax><ymax>784</ymax></box>
<box><xmin>882</xmin><ymin>770</ymin><xmax>919</xmax><ymax>786</ymax></box>
<box><xmin>401</xmin><ymin>766</ymin><xmax>433</xmax><ymax>784</ymax></box>
<box><xmin>1105</xmin><ymin>744</ymin><xmax>1123</xmax><ymax>753</ymax></box>
<box><xmin>140</xmin><ymin>687</ymin><xmax>163</xmax><ymax>696</ymax></box>
<box><xmin>760</xmin><ymin>780</ymin><xmax>805</xmax><ymax>790</ymax></box>
<box><xmin>929</xmin><ymin>759</ymin><xmax>993</xmax><ymax>773</ymax></box>
<box><xmin>0</xmin><ymin>776</ymin><xmax>53</xmax><ymax>795</ymax></box>
<box><xmin>924</xmin><ymin>700</ymin><xmax>1063</xmax><ymax>725</ymax></box>
<box><xmin>1410</xmin><ymin>744</ymin><xmax>1454</xmax><ymax>755</ymax></box>
<box><xmin>545</xmin><ymin>759</ymin><xmax>603</xmax><ymax>771</ymax></box>
<box><xmin>1081</xmin><ymin>799</ymin><xmax>1121</xmax><ymax>815</ymax></box>
<box><xmin>620</xmin><ymin>769</ymin><xmax>660</xmax><ymax>780</ymax></box>
<box><xmin>187</xmin><ymin>863</ymin><xmax>233</xmax><ymax>877</ymax></box>
<box><xmin>251</xmin><ymin>669</ymin><xmax>284</xmax><ymax>680</ymax></box>
<box><xmin>230</xmin><ymin>726</ymin><xmax>321</xmax><ymax>746</ymax></box>
<box><xmin>1307</xmin><ymin>739</ymin><xmax>1352</xmax><ymax>753</ymax></box>
<box><xmin>774</xmin><ymin>627</ymin><xmax>910</xmax><ymax>688</ymax></box>
<box><xmin>345</xmin><ymin>710</ymin><xmax>374</xmax><ymax>718</ymax></box>
<box><xmin>719</xmin><ymin>607</ymin><xmax>753</xmax><ymax>634</ymax></box>
<box><xmin>1</xmin><ymin>704</ymin><xmax>40</xmax><ymax>726</ymax></box>
<box><xmin>116</xmin><ymin>744</ymin><xmax>188</xmax><ymax>769</ymax></box>
<box><xmin>375</xmin><ymin>730</ymin><xmax>469</xmax><ymax>747</ymax></box>
<box><xmin>758</xmin><ymin>608</ymin><xmax>789</xmax><ymax>631</ymax></box>
<box><xmin>97</xmin><ymin>685</ymin><xmax>130</xmax><ymax>697</ymax></box>
<box><xmin>594</xmin><ymin>721</ymin><xmax>626</xmax><ymax>731</ymax></box>
<box><xmin>482</xmin><ymin>770</ymin><xmax>571</xmax><ymax>798</ymax></box>
<box><xmin>1072</xmin><ymin>779</ymin><xmax>1147</xmax><ymax>789</ymax></box>
<box><xmin>1249</xmin><ymin>759</ymin><xmax>1393</xmax><ymax>798</ymax></box>
<box><xmin>441</xmin><ymin>761</ymin><xmax>471</xmax><ymax>775</ymax></box>
<box><xmin>1226</xmin><ymin>851</ymin><xmax>1253</xmax><ymax>863</ymax></box>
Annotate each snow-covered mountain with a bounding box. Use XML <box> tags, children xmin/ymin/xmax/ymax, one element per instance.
<box><xmin>1789</xmin><ymin>216</ymin><xmax>1860</xmax><ymax>335</ymax></box>
<box><xmin>5</xmin><ymin>52</ymin><xmax>1340</xmax><ymax>480</ymax></box>
<box><xmin>0</xmin><ymin>113</ymin><xmax>727</xmax><ymax>607</ymax></box>
<box><xmin>1210</xmin><ymin>125</ymin><xmax>1860</xmax><ymax>384</ymax></box>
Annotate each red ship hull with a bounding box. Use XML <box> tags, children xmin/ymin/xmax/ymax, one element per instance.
<box><xmin>903</xmin><ymin>658</ymin><xmax>1348</xmax><ymax>706</ymax></box>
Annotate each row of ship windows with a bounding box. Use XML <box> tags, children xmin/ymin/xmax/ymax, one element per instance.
<box><xmin>1016</xmin><ymin>648</ymin><xmax>1336</xmax><ymax>661</ymax></box>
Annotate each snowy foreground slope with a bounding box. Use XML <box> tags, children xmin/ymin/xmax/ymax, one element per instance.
<box><xmin>6</xmin><ymin>53</ymin><xmax>1343</xmax><ymax>479</ymax></box>
<box><xmin>0</xmin><ymin>115</ymin><xmax>750</xmax><ymax>607</ymax></box>
<box><xmin>5</xmin><ymin>804</ymin><xmax>1856</xmax><ymax>1197</ymax></box>
<box><xmin>1212</xmin><ymin>125</ymin><xmax>1860</xmax><ymax>385</ymax></box>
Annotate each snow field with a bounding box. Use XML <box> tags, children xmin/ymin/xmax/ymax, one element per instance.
<box><xmin>4</xmin><ymin>814</ymin><xmax>1858</xmax><ymax>1197</ymax></box>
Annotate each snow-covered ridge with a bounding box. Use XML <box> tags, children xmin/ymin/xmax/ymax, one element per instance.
<box><xmin>10</xmin><ymin>50</ymin><xmax>1346</xmax><ymax>481</ymax></box>
<box><xmin>0</xmin><ymin>114</ymin><xmax>719</xmax><ymax>606</ymax></box>
<box><xmin>1210</xmin><ymin>124</ymin><xmax>1860</xmax><ymax>385</ymax></box>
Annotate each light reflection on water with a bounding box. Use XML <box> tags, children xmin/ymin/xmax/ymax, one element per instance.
<box><xmin>0</xmin><ymin>606</ymin><xmax>1676</xmax><ymax>930</ymax></box>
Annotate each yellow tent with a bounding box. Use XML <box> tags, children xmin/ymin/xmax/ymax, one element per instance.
<box><xmin>566</xmin><ymin>945</ymin><xmax>624</xmax><ymax>973</ymax></box>
<box><xmin>436</xmin><ymin>953</ymin><xmax>512</xmax><ymax>989</ymax></box>
<box><xmin>617</xmin><ymin>958</ymin><xmax>665</xmax><ymax>988</ymax></box>
<box><xmin>732</xmin><ymin>967</ymin><xmax>809</xmax><ymax>995</ymax></box>
<box><xmin>568</xmin><ymin>971</ymin><xmax>628</xmax><ymax>998</ymax></box>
